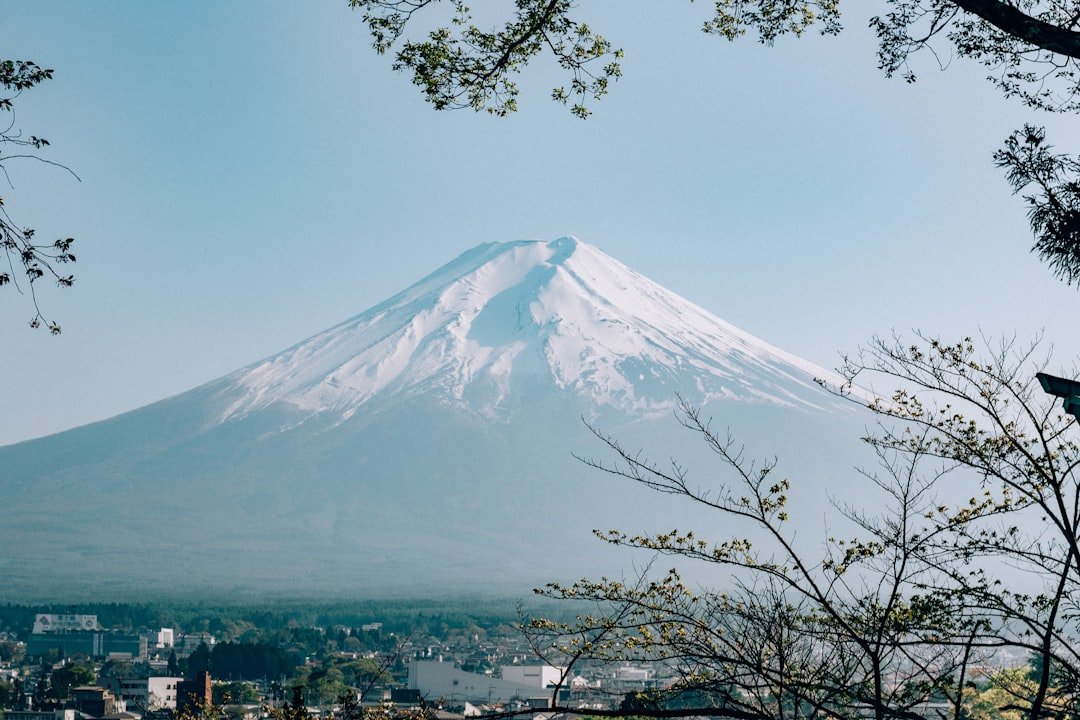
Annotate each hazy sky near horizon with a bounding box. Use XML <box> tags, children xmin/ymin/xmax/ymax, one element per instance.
<box><xmin>3</xmin><ymin>1</ymin><xmax>1079</xmax><ymax>445</ymax></box>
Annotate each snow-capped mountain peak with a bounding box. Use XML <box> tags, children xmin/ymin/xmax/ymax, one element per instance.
<box><xmin>218</xmin><ymin>237</ymin><xmax>843</xmax><ymax>424</ymax></box>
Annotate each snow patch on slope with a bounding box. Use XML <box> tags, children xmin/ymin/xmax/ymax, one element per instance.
<box><xmin>218</xmin><ymin>237</ymin><xmax>852</xmax><ymax>425</ymax></box>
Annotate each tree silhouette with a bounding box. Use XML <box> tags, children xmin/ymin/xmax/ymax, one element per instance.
<box><xmin>349</xmin><ymin>0</ymin><xmax>1080</xmax><ymax>284</ymax></box>
<box><xmin>517</xmin><ymin>335</ymin><xmax>1080</xmax><ymax>720</ymax></box>
<box><xmin>0</xmin><ymin>59</ymin><xmax>76</xmax><ymax>333</ymax></box>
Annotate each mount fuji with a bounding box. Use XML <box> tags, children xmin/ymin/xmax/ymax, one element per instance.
<box><xmin>0</xmin><ymin>238</ymin><xmax>869</xmax><ymax>600</ymax></box>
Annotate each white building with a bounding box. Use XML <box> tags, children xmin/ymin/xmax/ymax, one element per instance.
<box><xmin>500</xmin><ymin>666</ymin><xmax>565</xmax><ymax>689</ymax></box>
<box><xmin>156</xmin><ymin>629</ymin><xmax>175</xmax><ymax>649</ymax></box>
<box><xmin>408</xmin><ymin>661</ymin><xmax>559</xmax><ymax>704</ymax></box>
<box><xmin>111</xmin><ymin>676</ymin><xmax>184</xmax><ymax>711</ymax></box>
<box><xmin>608</xmin><ymin>664</ymin><xmax>654</xmax><ymax>691</ymax></box>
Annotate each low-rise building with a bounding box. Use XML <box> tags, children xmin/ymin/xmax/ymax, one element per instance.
<box><xmin>25</xmin><ymin>633</ymin><xmax>146</xmax><ymax>661</ymax></box>
<box><xmin>408</xmin><ymin>661</ymin><xmax>556</xmax><ymax>705</ymax></box>
<box><xmin>4</xmin><ymin>710</ymin><xmax>76</xmax><ymax>720</ymax></box>
<box><xmin>176</xmin><ymin>633</ymin><xmax>215</xmax><ymax>657</ymax></box>
<box><xmin>110</xmin><ymin>676</ymin><xmax>183</xmax><ymax>711</ymax></box>
<box><xmin>500</xmin><ymin>666</ymin><xmax>564</xmax><ymax>689</ymax></box>
<box><xmin>71</xmin><ymin>686</ymin><xmax>128</xmax><ymax>718</ymax></box>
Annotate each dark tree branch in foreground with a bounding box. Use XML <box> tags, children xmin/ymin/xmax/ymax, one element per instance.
<box><xmin>351</xmin><ymin>1</ymin><xmax>1080</xmax><ymax>116</ymax></box>
<box><xmin>349</xmin><ymin>1</ymin><xmax>1080</xmax><ymax>285</ymax></box>
<box><xmin>0</xmin><ymin>58</ymin><xmax>77</xmax><ymax>333</ymax></box>
<box><xmin>349</xmin><ymin>0</ymin><xmax>624</xmax><ymax>118</ymax></box>
<box><xmin>952</xmin><ymin>0</ymin><xmax>1080</xmax><ymax>59</ymax></box>
<box><xmin>995</xmin><ymin>125</ymin><xmax>1080</xmax><ymax>285</ymax></box>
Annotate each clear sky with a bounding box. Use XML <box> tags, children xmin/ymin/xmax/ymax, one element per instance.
<box><xmin>3</xmin><ymin>1</ymin><xmax>1078</xmax><ymax>445</ymax></box>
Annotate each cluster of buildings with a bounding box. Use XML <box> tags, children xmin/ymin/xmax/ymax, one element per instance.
<box><xmin>24</xmin><ymin>615</ymin><xmax>146</xmax><ymax>662</ymax></box>
<box><xmin>393</xmin><ymin>632</ymin><xmax>664</xmax><ymax>716</ymax></box>
<box><xmin>3</xmin><ymin>674</ymin><xmax>212</xmax><ymax>720</ymax></box>
<box><xmin>0</xmin><ymin>611</ymin><xmax>670</xmax><ymax>720</ymax></box>
<box><xmin>20</xmin><ymin>614</ymin><xmax>215</xmax><ymax>665</ymax></box>
<box><xmin>1</xmin><ymin>614</ymin><xmax>218</xmax><ymax>720</ymax></box>
<box><xmin>401</xmin><ymin>658</ymin><xmax>661</xmax><ymax>714</ymax></box>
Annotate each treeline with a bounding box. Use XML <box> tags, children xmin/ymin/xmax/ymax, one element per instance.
<box><xmin>0</xmin><ymin>603</ymin><xmax>172</xmax><ymax>637</ymax></box>
<box><xmin>188</xmin><ymin>641</ymin><xmax>298</xmax><ymax>681</ymax></box>
<box><xmin>0</xmin><ymin>598</ymin><xmax>572</xmax><ymax>640</ymax></box>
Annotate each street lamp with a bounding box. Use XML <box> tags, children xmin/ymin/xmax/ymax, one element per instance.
<box><xmin>1037</xmin><ymin>372</ymin><xmax>1080</xmax><ymax>420</ymax></box>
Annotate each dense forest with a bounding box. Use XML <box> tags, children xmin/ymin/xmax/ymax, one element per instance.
<box><xmin>0</xmin><ymin>598</ymin><xmax>561</xmax><ymax>640</ymax></box>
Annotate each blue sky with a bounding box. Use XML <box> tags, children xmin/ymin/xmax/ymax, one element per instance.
<box><xmin>3</xmin><ymin>1</ymin><xmax>1079</xmax><ymax>444</ymax></box>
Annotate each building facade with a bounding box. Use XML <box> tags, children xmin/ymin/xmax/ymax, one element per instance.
<box><xmin>110</xmin><ymin>676</ymin><xmax>183</xmax><ymax>711</ymax></box>
<box><xmin>408</xmin><ymin>661</ymin><xmax>558</xmax><ymax>705</ymax></box>
<box><xmin>25</xmin><ymin>633</ymin><xmax>146</xmax><ymax>660</ymax></box>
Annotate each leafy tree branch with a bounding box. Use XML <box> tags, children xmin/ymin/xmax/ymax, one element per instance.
<box><xmin>505</xmin><ymin>335</ymin><xmax>1080</xmax><ymax>720</ymax></box>
<box><xmin>349</xmin><ymin>1</ymin><xmax>1080</xmax><ymax>284</ymax></box>
<box><xmin>0</xmin><ymin>58</ymin><xmax>76</xmax><ymax>333</ymax></box>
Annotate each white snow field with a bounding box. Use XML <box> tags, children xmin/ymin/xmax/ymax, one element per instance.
<box><xmin>221</xmin><ymin>237</ymin><xmax>851</xmax><ymax>425</ymax></box>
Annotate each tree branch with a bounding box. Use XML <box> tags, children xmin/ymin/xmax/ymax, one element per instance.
<box><xmin>953</xmin><ymin>0</ymin><xmax>1080</xmax><ymax>58</ymax></box>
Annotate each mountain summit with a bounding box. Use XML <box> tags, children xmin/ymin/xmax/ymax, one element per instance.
<box><xmin>217</xmin><ymin>237</ymin><xmax>841</xmax><ymax>426</ymax></box>
<box><xmin>0</xmin><ymin>238</ymin><xmax>862</xmax><ymax>601</ymax></box>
